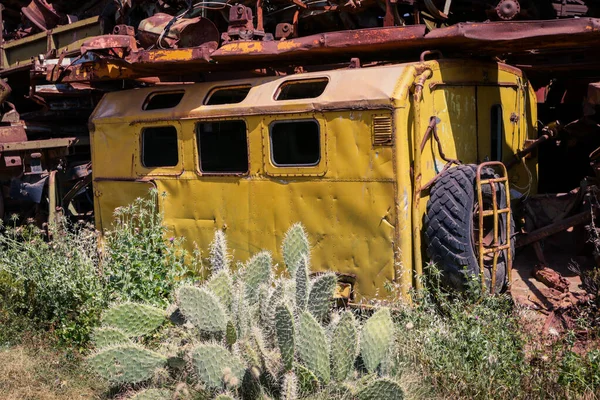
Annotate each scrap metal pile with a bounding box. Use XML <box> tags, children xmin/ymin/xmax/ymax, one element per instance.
<box><xmin>2</xmin><ymin>0</ymin><xmax>600</xmax><ymax>222</ymax></box>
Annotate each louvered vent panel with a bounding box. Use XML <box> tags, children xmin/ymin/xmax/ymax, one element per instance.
<box><xmin>372</xmin><ymin>116</ymin><xmax>393</xmax><ymax>146</ymax></box>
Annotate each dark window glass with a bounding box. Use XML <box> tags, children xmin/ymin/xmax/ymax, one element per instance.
<box><xmin>142</xmin><ymin>126</ymin><xmax>178</xmax><ymax>167</ymax></box>
<box><xmin>270</xmin><ymin>120</ymin><xmax>320</xmax><ymax>166</ymax></box>
<box><xmin>491</xmin><ymin>105</ymin><xmax>503</xmax><ymax>161</ymax></box>
<box><xmin>205</xmin><ymin>86</ymin><xmax>251</xmax><ymax>105</ymax></box>
<box><xmin>276</xmin><ymin>79</ymin><xmax>328</xmax><ymax>100</ymax></box>
<box><xmin>197</xmin><ymin>121</ymin><xmax>248</xmax><ymax>173</ymax></box>
<box><xmin>143</xmin><ymin>91</ymin><xmax>184</xmax><ymax>110</ymax></box>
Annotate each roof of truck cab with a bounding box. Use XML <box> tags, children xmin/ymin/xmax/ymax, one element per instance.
<box><xmin>90</xmin><ymin>59</ymin><xmax>523</xmax><ymax>124</ymax></box>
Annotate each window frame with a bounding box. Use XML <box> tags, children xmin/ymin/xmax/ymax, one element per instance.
<box><xmin>203</xmin><ymin>84</ymin><xmax>252</xmax><ymax>106</ymax></box>
<box><xmin>135</xmin><ymin>122</ymin><xmax>184</xmax><ymax>177</ymax></box>
<box><xmin>274</xmin><ymin>77</ymin><xmax>329</xmax><ymax>101</ymax></box>
<box><xmin>142</xmin><ymin>90</ymin><xmax>185</xmax><ymax>111</ymax></box>
<box><xmin>194</xmin><ymin>118</ymin><xmax>250</xmax><ymax>176</ymax></box>
<box><xmin>269</xmin><ymin>119</ymin><xmax>321</xmax><ymax>167</ymax></box>
<box><xmin>263</xmin><ymin>115</ymin><xmax>327</xmax><ymax>177</ymax></box>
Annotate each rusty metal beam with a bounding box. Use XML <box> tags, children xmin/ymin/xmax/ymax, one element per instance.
<box><xmin>516</xmin><ymin>210</ymin><xmax>592</xmax><ymax>248</ymax></box>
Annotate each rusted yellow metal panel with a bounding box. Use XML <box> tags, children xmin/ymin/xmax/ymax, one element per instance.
<box><xmin>90</xmin><ymin>59</ymin><xmax>538</xmax><ymax>301</ymax></box>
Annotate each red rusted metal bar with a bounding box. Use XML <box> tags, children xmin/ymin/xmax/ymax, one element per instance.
<box><xmin>516</xmin><ymin>210</ymin><xmax>592</xmax><ymax>248</ymax></box>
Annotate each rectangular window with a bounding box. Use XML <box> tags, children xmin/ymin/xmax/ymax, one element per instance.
<box><xmin>204</xmin><ymin>85</ymin><xmax>251</xmax><ymax>105</ymax></box>
<box><xmin>270</xmin><ymin>120</ymin><xmax>320</xmax><ymax>166</ymax></box>
<box><xmin>142</xmin><ymin>91</ymin><xmax>184</xmax><ymax>110</ymax></box>
<box><xmin>490</xmin><ymin>105</ymin><xmax>503</xmax><ymax>161</ymax></box>
<box><xmin>197</xmin><ymin>120</ymin><xmax>248</xmax><ymax>173</ymax></box>
<box><xmin>275</xmin><ymin>78</ymin><xmax>328</xmax><ymax>101</ymax></box>
<box><xmin>142</xmin><ymin>126</ymin><xmax>178</xmax><ymax>167</ymax></box>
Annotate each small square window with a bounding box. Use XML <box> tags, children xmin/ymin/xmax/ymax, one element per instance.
<box><xmin>197</xmin><ymin>121</ymin><xmax>248</xmax><ymax>173</ymax></box>
<box><xmin>204</xmin><ymin>86</ymin><xmax>251</xmax><ymax>105</ymax></box>
<box><xmin>142</xmin><ymin>126</ymin><xmax>178</xmax><ymax>167</ymax></box>
<box><xmin>270</xmin><ymin>120</ymin><xmax>320</xmax><ymax>166</ymax></box>
<box><xmin>143</xmin><ymin>91</ymin><xmax>184</xmax><ymax>110</ymax></box>
<box><xmin>275</xmin><ymin>78</ymin><xmax>328</xmax><ymax>101</ymax></box>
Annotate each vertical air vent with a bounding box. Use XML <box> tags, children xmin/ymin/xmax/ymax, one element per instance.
<box><xmin>372</xmin><ymin>115</ymin><xmax>393</xmax><ymax>146</ymax></box>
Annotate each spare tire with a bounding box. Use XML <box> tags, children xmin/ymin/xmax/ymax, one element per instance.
<box><xmin>424</xmin><ymin>164</ymin><xmax>514</xmax><ymax>293</ymax></box>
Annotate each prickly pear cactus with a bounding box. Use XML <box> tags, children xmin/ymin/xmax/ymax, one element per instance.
<box><xmin>209</xmin><ymin>230</ymin><xmax>229</xmax><ymax>272</ymax></box>
<box><xmin>282</xmin><ymin>223</ymin><xmax>310</xmax><ymax>276</ymax></box>
<box><xmin>207</xmin><ymin>270</ymin><xmax>234</xmax><ymax>310</ymax></box>
<box><xmin>176</xmin><ymin>286</ymin><xmax>228</xmax><ymax>334</ymax></box>
<box><xmin>330</xmin><ymin>311</ymin><xmax>358</xmax><ymax>381</ymax></box>
<box><xmin>307</xmin><ymin>273</ymin><xmax>337</xmax><ymax>322</ymax></box>
<box><xmin>87</xmin><ymin>344</ymin><xmax>167</xmax><ymax>384</ymax></box>
<box><xmin>128</xmin><ymin>388</ymin><xmax>173</xmax><ymax>400</ymax></box>
<box><xmin>231</xmin><ymin>281</ymin><xmax>252</xmax><ymax>339</ymax></box>
<box><xmin>101</xmin><ymin>303</ymin><xmax>165</xmax><ymax>337</ymax></box>
<box><xmin>295</xmin><ymin>256</ymin><xmax>310</xmax><ymax>312</ymax></box>
<box><xmin>360</xmin><ymin>308</ymin><xmax>394</xmax><ymax>373</ymax></box>
<box><xmin>192</xmin><ymin>343</ymin><xmax>246</xmax><ymax>390</ymax></box>
<box><xmin>294</xmin><ymin>362</ymin><xmax>319</xmax><ymax>394</ymax></box>
<box><xmin>296</xmin><ymin>311</ymin><xmax>330</xmax><ymax>383</ymax></box>
<box><xmin>282</xmin><ymin>371</ymin><xmax>298</xmax><ymax>400</ymax></box>
<box><xmin>213</xmin><ymin>394</ymin><xmax>235</xmax><ymax>400</ymax></box>
<box><xmin>226</xmin><ymin>320</ymin><xmax>237</xmax><ymax>347</ymax></box>
<box><xmin>92</xmin><ymin>327</ymin><xmax>131</xmax><ymax>348</ymax></box>
<box><xmin>243</xmin><ymin>251</ymin><xmax>273</xmax><ymax>303</ymax></box>
<box><xmin>356</xmin><ymin>378</ymin><xmax>404</xmax><ymax>400</ymax></box>
<box><xmin>275</xmin><ymin>303</ymin><xmax>295</xmax><ymax>372</ymax></box>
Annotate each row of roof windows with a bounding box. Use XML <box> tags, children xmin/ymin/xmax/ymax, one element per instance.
<box><xmin>142</xmin><ymin>78</ymin><xmax>329</xmax><ymax>111</ymax></box>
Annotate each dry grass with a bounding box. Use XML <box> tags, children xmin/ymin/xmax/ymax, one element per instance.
<box><xmin>0</xmin><ymin>340</ymin><xmax>107</xmax><ymax>400</ymax></box>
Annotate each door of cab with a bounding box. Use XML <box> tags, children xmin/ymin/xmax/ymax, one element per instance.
<box><xmin>476</xmin><ymin>85</ymin><xmax>521</xmax><ymax>163</ymax></box>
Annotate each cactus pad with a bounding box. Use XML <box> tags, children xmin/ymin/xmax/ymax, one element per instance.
<box><xmin>209</xmin><ymin>230</ymin><xmax>229</xmax><ymax>272</ymax></box>
<box><xmin>295</xmin><ymin>256</ymin><xmax>310</xmax><ymax>312</ymax></box>
<box><xmin>243</xmin><ymin>251</ymin><xmax>273</xmax><ymax>303</ymax></box>
<box><xmin>296</xmin><ymin>311</ymin><xmax>330</xmax><ymax>383</ymax></box>
<box><xmin>101</xmin><ymin>303</ymin><xmax>165</xmax><ymax>337</ymax></box>
<box><xmin>192</xmin><ymin>343</ymin><xmax>246</xmax><ymax>390</ymax></box>
<box><xmin>128</xmin><ymin>389</ymin><xmax>172</xmax><ymax>400</ymax></box>
<box><xmin>294</xmin><ymin>362</ymin><xmax>319</xmax><ymax>394</ymax></box>
<box><xmin>282</xmin><ymin>372</ymin><xmax>298</xmax><ymax>400</ymax></box>
<box><xmin>213</xmin><ymin>394</ymin><xmax>235</xmax><ymax>400</ymax></box>
<box><xmin>207</xmin><ymin>270</ymin><xmax>234</xmax><ymax>310</ymax></box>
<box><xmin>282</xmin><ymin>223</ymin><xmax>310</xmax><ymax>276</ymax></box>
<box><xmin>275</xmin><ymin>303</ymin><xmax>295</xmax><ymax>372</ymax></box>
<box><xmin>331</xmin><ymin>311</ymin><xmax>358</xmax><ymax>381</ymax></box>
<box><xmin>92</xmin><ymin>327</ymin><xmax>131</xmax><ymax>349</ymax></box>
<box><xmin>226</xmin><ymin>320</ymin><xmax>237</xmax><ymax>346</ymax></box>
<box><xmin>360</xmin><ymin>308</ymin><xmax>394</xmax><ymax>373</ymax></box>
<box><xmin>176</xmin><ymin>286</ymin><xmax>228</xmax><ymax>334</ymax></box>
<box><xmin>87</xmin><ymin>344</ymin><xmax>167</xmax><ymax>384</ymax></box>
<box><xmin>356</xmin><ymin>378</ymin><xmax>404</xmax><ymax>400</ymax></box>
<box><xmin>307</xmin><ymin>273</ymin><xmax>337</xmax><ymax>322</ymax></box>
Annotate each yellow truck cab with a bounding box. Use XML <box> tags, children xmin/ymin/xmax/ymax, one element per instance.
<box><xmin>89</xmin><ymin>58</ymin><xmax>538</xmax><ymax>301</ymax></box>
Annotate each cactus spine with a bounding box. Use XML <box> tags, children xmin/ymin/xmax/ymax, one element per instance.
<box><xmin>330</xmin><ymin>311</ymin><xmax>358</xmax><ymax>381</ymax></box>
<box><xmin>128</xmin><ymin>389</ymin><xmax>173</xmax><ymax>400</ymax></box>
<box><xmin>282</xmin><ymin>372</ymin><xmax>299</xmax><ymax>400</ymax></box>
<box><xmin>192</xmin><ymin>343</ymin><xmax>246</xmax><ymax>390</ymax></box>
<box><xmin>176</xmin><ymin>286</ymin><xmax>228</xmax><ymax>334</ymax></box>
<box><xmin>101</xmin><ymin>302</ymin><xmax>165</xmax><ymax>337</ymax></box>
<box><xmin>207</xmin><ymin>269</ymin><xmax>234</xmax><ymax>311</ymax></box>
<box><xmin>356</xmin><ymin>378</ymin><xmax>405</xmax><ymax>400</ymax></box>
<box><xmin>209</xmin><ymin>230</ymin><xmax>230</xmax><ymax>272</ymax></box>
<box><xmin>92</xmin><ymin>326</ymin><xmax>131</xmax><ymax>348</ymax></box>
<box><xmin>243</xmin><ymin>251</ymin><xmax>273</xmax><ymax>303</ymax></box>
<box><xmin>282</xmin><ymin>223</ymin><xmax>310</xmax><ymax>276</ymax></box>
<box><xmin>275</xmin><ymin>303</ymin><xmax>295</xmax><ymax>371</ymax></box>
<box><xmin>360</xmin><ymin>308</ymin><xmax>395</xmax><ymax>373</ymax></box>
<box><xmin>295</xmin><ymin>256</ymin><xmax>309</xmax><ymax>312</ymax></box>
<box><xmin>296</xmin><ymin>311</ymin><xmax>330</xmax><ymax>383</ymax></box>
<box><xmin>307</xmin><ymin>273</ymin><xmax>337</xmax><ymax>322</ymax></box>
<box><xmin>87</xmin><ymin>344</ymin><xmax>167</xmax><ymax>384</ymax></box>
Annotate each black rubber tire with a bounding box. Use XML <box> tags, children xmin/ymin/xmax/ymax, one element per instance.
<box><xmin>425</xmin><ymin>164</ymin><xmax>514</xmax><ymax>293</ymax></box>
